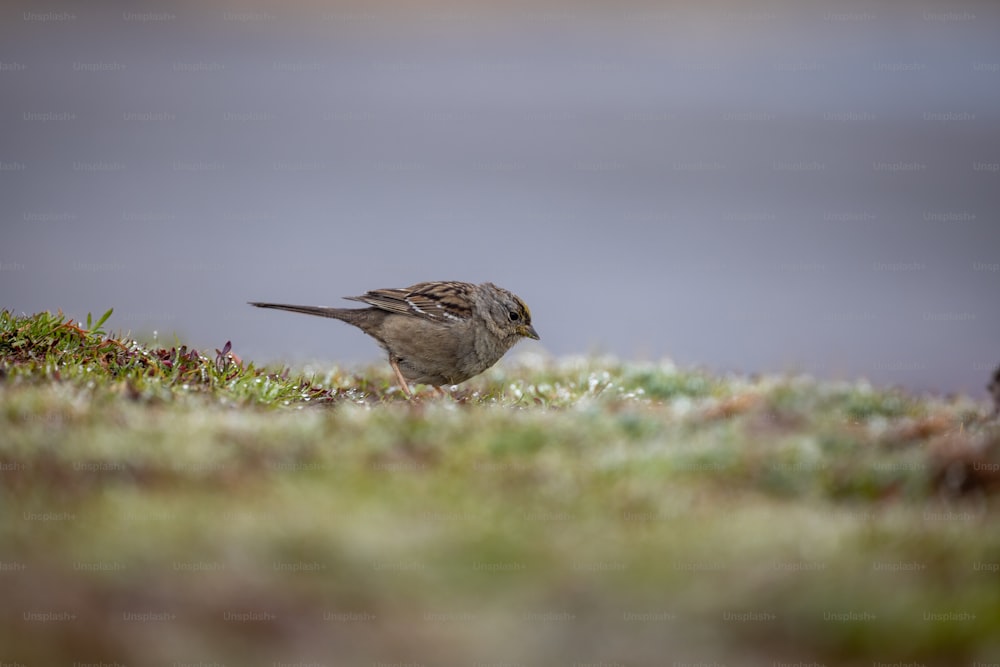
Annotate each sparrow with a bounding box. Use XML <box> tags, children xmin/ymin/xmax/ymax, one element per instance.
<box><xmin>250</xmin><ymin>281</ymin><xmax>538</xmax><ymax>397</ymax></box>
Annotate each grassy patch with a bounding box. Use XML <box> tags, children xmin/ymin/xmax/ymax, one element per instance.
<box><xmin>2</xmin><ymin>310</ymin><xmax>999</xmax><ymax>665</ymax></box>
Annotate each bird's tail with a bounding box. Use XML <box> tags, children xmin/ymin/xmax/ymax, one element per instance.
<box><xmin>248</xmin><ymin>302</ymin><xmax>353</xmax><ymax>320</ymax></box>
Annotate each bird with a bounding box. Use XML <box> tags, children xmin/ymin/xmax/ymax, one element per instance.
<box><xmin>250</xmin><ymin>281</ymin><xmax>539</xmax><ymax>397</ymax></box>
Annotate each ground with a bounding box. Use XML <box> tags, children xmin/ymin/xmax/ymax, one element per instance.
<box><xmin>1</xmin><ymin>309</ymin><xmax>998</xmax><ymax>666</ymax></box>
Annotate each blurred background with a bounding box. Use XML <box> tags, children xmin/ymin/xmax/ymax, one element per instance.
<box><xmin>1</xmin><ymin>0</ymin><xmax>997</xmax><ymax>396</ymax></box>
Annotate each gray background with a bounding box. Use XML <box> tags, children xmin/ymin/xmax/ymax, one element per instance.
<box><xmin>2</xmin><ymin>0</ymin><xmax>998</xmax><ymax>397</ymax></box>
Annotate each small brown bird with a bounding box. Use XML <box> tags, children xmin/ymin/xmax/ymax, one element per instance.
<box><xmin>250</xmin><ymin>281</ymin><xmax>539</xmax><ymax>397</ymax></box>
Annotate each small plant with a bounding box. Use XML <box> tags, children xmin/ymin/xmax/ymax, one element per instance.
<box><xmin>624</xmin><ymin>367</ymin><xmax>716</xmax><ymax>400</ymax></box>
<box><xmin>85</xmin><ymin>307</ymin><xmax>114</xmax><ymax>336</ymax></box>
<box><xmin>0</xmin><ymin>309</ymin><xmax>344</xmax><ymax>406</ymax></box>
<box><xmin>843</xmin><ymin>388</ymin><xmax>913</xmax><ymax>420</ymax></box>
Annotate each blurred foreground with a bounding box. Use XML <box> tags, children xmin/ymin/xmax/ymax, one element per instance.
<box><xmin>2</xmin><ymin>310</ymin><xmax>999</xmax><ymax>665</ymax></box>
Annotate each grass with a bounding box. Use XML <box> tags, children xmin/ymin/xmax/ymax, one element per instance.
<box><xmin>2</xmin><ymin>309</ymin><xmax>999</xmax><ymax>665</ymax></box>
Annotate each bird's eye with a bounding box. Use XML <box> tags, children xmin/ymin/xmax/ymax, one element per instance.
<box><xmin>508</xmin><ymin>310</ymin><xmax>521</xmax><ymax>322</ymax></box>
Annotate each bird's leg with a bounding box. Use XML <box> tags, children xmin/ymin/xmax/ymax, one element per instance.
<box><xmin>389</xmin><ymin>358</ymin><xmax>413</xmax><ymax>398</ymax></box>
<box><xmin>432</xmin><ymin>386</ymin><xmax>447</xmax><ymax>398</ymax></box>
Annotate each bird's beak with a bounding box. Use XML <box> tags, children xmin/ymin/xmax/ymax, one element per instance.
<box><xmin>518</xmin><ymin>324</ymin><xmax>540</xmax><ymax>340</ymax></box>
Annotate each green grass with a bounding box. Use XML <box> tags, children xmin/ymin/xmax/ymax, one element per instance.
<box><xmin>2</xmin><ymin>309</ymin><xmax>999</xmax><ymax>665</ymax></box>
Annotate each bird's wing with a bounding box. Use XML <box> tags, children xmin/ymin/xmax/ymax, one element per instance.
<box><xmin>345</xmin><ymin>281</ymin><xmax>474</xmax><ymax>323</ymax></box>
